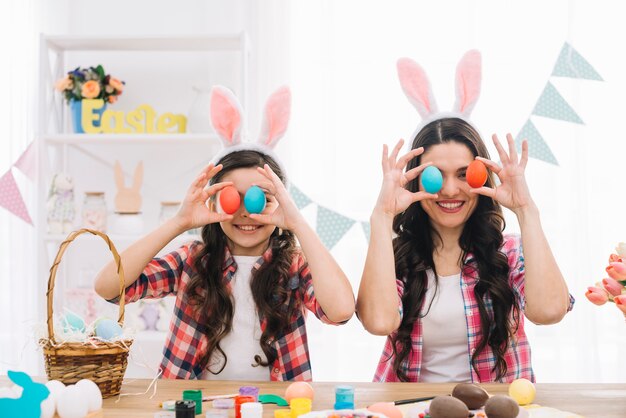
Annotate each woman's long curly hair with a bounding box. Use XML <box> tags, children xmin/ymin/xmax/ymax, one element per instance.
<box><xmin>390</xmin><ymin>118</ymin><xmax>521</xmax><ymax>381</ymax></box>
<box><xmin>187</xmin><ymin>150</ymin><xmax>297</xmax><ymax>375</ymax></box>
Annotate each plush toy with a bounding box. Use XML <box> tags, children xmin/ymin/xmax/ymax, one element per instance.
<box><xmin>46</xmin><ymin>173</ymin><xmax>75</xmax><ymax>234</ymax></box>
<box><xmin>0</xmin><ymin>371</ymin><xmax>50</xmax><ymax>418</ymax></box>
<box><xmin>585</xmin><ymin>243</ymin><xmax>626</xmax><ymax>318</ymax></box>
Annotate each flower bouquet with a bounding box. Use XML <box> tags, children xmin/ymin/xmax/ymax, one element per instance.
<box><xmin>54</xmin><ymin>65</ymin><xmax>124</xmax><ymax>133</ymax></box>
<box><xmin>585</xmin><ymin>243</ymin><xmax>626</xmax><ymax>319</ymax></box>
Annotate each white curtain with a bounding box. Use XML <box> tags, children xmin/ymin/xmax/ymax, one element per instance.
<box><xmin>285</xmin><ymin>0</ymin><xmax>626</xmax><ymax>382</ymax></box>
<box><xmin>0</xmin><ymin>0</ymin><xmax>40</xmax><ymax>374</ymax></box>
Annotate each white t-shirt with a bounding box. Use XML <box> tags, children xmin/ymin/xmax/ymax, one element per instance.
<box><xmin>201</xmin><ymin>255</ymin><xmax>269</xmax><ymax>381</ymax></box>
<box><xmin>419</xmin><ymin>270</ymin><xmax>472</xmax><ymax>383</ymax></box>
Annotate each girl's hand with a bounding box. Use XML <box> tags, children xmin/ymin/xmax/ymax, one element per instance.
<box><xmin>175</xmin><ymin>164</ymin><xmax>234</xmax><ymax>230</ymax></box>
<box><xmin>472</xmin><ymin>133</ymin><xmax>534</xmax><ymax>214</ymax></box>
<box><xmin>375</xmin><ymin>139</ymin><xmax>438</xmax><ymax>218</ymax></box>
<box><xmin>249</xmin><ymin>164</ymin><xmax>304</xmax><ymax>232</ymax></box>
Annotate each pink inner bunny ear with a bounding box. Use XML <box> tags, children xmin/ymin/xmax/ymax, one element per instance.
<box><xmin>258</xmin><ymin>86</ymin><xmax>291</xmax><ymax>148</ymax></box>
<box><xmin>210</xmin><ymin>86</ymin><xmax>243</xmax><ymax>146</ymax></box>
<box><xmin>397</xmin><ymin>58</ymin><xmax>438</xmax><ymax>119</ymax></box>
<box><xmin>453</xmin><ymin>50</ymin><xmax>482</xmax><ymax>116</ymax></box>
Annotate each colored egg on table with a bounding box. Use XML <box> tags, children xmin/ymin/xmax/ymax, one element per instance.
<box><xmin>284</xmin><ymin>382</ymin><xmax>314</xmax><ymax>402</ymax></box>
<box><xmin>95</xmin><ymin>318</ymin><xmax>123</xmax><ymax>341</ymax></box>
<box><xmin>62</xmin><ymin>311</ymin><xmax>86</xmax><ymax>333</ymax></box>
<box><xmin>219</xmin><ymin>186</ymin><xmax>241</xmax><ymax>214</ymax></box>
<box><xmin>367</xmin><ymin>402</ymin><xmax>403</xmax><ymax>418</ymax></box>
<box><xmin>466</xmin><ymin>160</ymin><xmax>488</xmax><ymax>188</ymax></box>
<box><xmin>420</xmin><ymin>166</ymin><xmax>443</xmax><ymax>194</ymax></box>
<box><xmin>244</xmin><ymin>186</ymin><xmax>266</xmax><ymax>214</ymax></box>
<box><xmin>508</xmin><ymin>378</ymin><xmax>536</xmax><ymax>405</ymax></box>
<box><xmin>484</xmin><ymin>395</ymin><xmax>519</xmax><ymax>418</ymax></box>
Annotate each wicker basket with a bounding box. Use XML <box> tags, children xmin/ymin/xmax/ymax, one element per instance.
<box><xmin>40</xmin><ymin>228</ymin><xmax>133</xmax><ymax>398</ymax></box>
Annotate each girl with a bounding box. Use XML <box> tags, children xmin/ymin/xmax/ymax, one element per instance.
<box><xmin>357</xmin><ymin>51</ymin><xmax>573</xmax><ymax>383</ymax></box>
<box><xmin>95</xmin><ymin>86</ymin><xmax>355</xmax><ymax>380</ymax></box>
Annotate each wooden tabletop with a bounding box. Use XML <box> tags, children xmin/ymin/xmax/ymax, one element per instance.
<box><xmin>2</xmin><ymin>378</ymin><xmax>625</xmax><ymax>417</ymax></box>
<box><xmin>96</xmin><ymin>380</ymin><xmax>624</xmax><ymax>418</ymax></box>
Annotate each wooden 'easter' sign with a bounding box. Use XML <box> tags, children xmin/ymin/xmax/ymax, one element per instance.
<box><xmin>81</xmin><ymin>99</ymin><xmax>187</xmax><ymax>134</ymax></box>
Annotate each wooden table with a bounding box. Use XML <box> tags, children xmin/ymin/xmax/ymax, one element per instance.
<box><xmin>96</xmin><ymin>380</ymin><xmax>624</xmax><ymax>418</ymax></box>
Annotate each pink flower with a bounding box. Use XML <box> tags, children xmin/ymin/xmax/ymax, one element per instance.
<box><xmin>108</xmin><ymin>77</ymin><xmax>124</xmax><ymax>92</ymax></box>
<box><xmin>54</xmin><ymin>76</ymin><xmax>73</xmax><ymax>91</ymax></box>
<box><xmin>608</xmin><ymin>254</ymin><xmax>623</xmax><ymax>263</ymax></box>
<box><xmin>606</xmin><ymin>262</ymin><xmax>626</xmax><ymax>281</ymax></box>
<box><xmin>81</xmin><ymin>80</ymin><xmax>100</xmax><ymax>99</ymax></box>
<box><xmin>614</xmin><ymin>295</ymin><xmax>626</xmax><ymax>314</ymax></box>
<box><xmin>586</xmin><ymin>286</ymin><xmax>609</xmax><ymax>306</ymax></box>
<box><xmin>602</xmin><ymin>278</ymin><xmax>624</xmax><ymax>297</ymax></box>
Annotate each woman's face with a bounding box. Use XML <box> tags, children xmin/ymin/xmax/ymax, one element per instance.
<box><xmin>216</xmin><ymin>167</ymin><xmax>278</xmax><ymax>256</ymax></box>
<box><xmin>418</xmin><ymin>141</ymin><xmax>479</xmax><ymax>235</ymax></box>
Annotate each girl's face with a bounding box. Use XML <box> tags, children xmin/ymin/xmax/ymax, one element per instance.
<box><xmin>217</xmin><ymin>167</ymin><xmax>278</xmax><ymax>256</ymax></box>
<box><xmin>418</xmin><ymin>141</ymin><xmax>479</xmax><ymax>235</ymax></box>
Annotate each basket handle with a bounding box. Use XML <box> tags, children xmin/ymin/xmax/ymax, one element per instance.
<box><xmin>46</xmin><ymin>228</ymin><xmax>126</xmax><ymax>344</ymax></box>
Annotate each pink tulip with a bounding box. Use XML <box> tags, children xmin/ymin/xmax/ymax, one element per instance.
<box><xmin>606</xmin><ymin>262</ymin><xmax>626</xmax><ymax>281</ymax></box>
<box><xmin>586</xmin><ymin>286</ymin><xmax>609</xmax><ymax>305</ymax></box>
<box><xmin>614</xmin><ymin>295</ymin><xmax>626</xmax><ymax>314</ymax></box>
<box><xmin>602</xmin><ymin>278</ymin><xmax>624</xmax><ymax>297</ymax></box>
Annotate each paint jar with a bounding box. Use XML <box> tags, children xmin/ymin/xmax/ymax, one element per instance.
<box><xmin>290</xmin><ymin>398</ymin><xmax>312</xmax><ymax>418</ymax></box>
<box><xmin>235</xmin><ymin>395</ymin><xmax>255</xmax><ymax>418</ymax></box>
<box><xmin>239</xmin><ymin>386</ymin><xmax>260</xmax><ymax>401</ymax></box>
<box><xmin>183</xmin><ymin>390</ymin><xmax>203</xmax><ymax>415</ymax></box>
<box><xmin>241</xmin><ymin>402</ymin><xmax>263</xmax><ymax>418</ymax></box>
<box><xmin>334</xmin><ymin>385</ymin><xmax>354</xmax><ymax>409</ymax></box>
<box><xmin>175</xmin><ymin>400</ymin><xmax>196</xmax><ymax>418</ymax></box>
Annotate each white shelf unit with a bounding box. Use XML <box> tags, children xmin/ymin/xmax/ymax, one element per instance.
<box><xmin>36</xmin><ymin>34</ymin><xmax>249</xmax><ymax>377</ymax></box>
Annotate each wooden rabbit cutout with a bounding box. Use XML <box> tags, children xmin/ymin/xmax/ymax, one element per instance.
<box><xmin>114</xmin><ymin>161</ymin><xmax>143</xmax><ymax>213</ymax></box>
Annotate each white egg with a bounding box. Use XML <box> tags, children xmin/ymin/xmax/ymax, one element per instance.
<box><xmin>56</xmin><ymin>385</ymin><xmax>89</xmax><ymax>418</ymax></box>
<box><xmin>40</xmin><ymin>395</ymin><xmax>56</xmax><ymax>418</ymax></box>
<box><xmin>45</xmin><ymin>380</ymin><xmax>67</xmax><ymax>409</ymax></box>
<box><xmin>76</xmin><ymin>379</ymin><xmax>103</xmax><ymax>412</ymax></box>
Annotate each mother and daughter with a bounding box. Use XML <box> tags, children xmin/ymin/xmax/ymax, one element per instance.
<box><xmin>95</xmin><ymin>50</ymin><xmax>573</xmax><ymax>383</ymax></box>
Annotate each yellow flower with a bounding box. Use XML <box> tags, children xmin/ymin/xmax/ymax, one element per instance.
<box><xmin>109</xmin><ymin>77</ymin><xmax>124</xmax><ymax>92</ymax></box>
<box><xmin>54</xmin><ymin>76</ymin><xmax>73</xmax><ymax>91</ymax></box>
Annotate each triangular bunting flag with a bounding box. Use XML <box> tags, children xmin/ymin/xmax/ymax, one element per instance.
<box><xmin>361</xmin><ymin>221</ymin><xmax>371</xmax><ymax>243</ymax></box>
<box><xmin>552</xmin><ymin>42</ymin><xmax>603</xmax><ymax>81</ymax></box>
<box><xmin>316</xmin><ymin>206</ymin><xmax>355</xmax><ymax>249</ymax></box>
<box><xmin>516</xmin><ymin>120</ymin><xmax>558</xmax><ymax>165</ymax></box>
<box><xmin>289</xmin><ymin>184</ymin><xmax>312</xmax><ymax>209</ymax></box>
<box><xmin>532</xmin><ymin>82</ymin><xmax>583</xmax><ymax>124</ymax></box>
<box><xmin>0</xmin><ymin>169</ymin><xmax>33</xmax><ymax>225</ymax></box>
<box><xmin>13</xmin><ymin>141</ymin><xmax>37</xmax><ymax>181</ymax></box>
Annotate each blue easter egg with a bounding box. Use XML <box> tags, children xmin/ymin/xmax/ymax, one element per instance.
<box><xmin>95</xmin><ymin>319</ymin><xmax>123</xmax><ymax>341</ymax></box>
<box><xmin>62</xmin><ymin>312</ymin><xmax>86</xmax><ymax>333</ymax></box>
<box><xmin>244</xmin><ymin>186</ymin><xmax>266</xmax><ymax>214</ymax></box>
<box><xmin>420</xmin><ymin>166</ymin><xmax>443</xmax><ymax>194</ymax></box>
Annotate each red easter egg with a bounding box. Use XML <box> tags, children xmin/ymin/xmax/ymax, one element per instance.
<box><xmin>219</xmin><ymin>186</ymin><xmax>241</xmax><ymax>214</ymax></box>
<box><xmin>466</xmin><ymin>160</ymin><xmax>488</xmax><ymax>188</ymax></box>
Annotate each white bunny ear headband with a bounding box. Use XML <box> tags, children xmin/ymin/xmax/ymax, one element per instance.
<box><xmin>397</xmin><ymin>49</ymin><xmax>482</xmax><ymax>143</ymax></box>
<box><xmin>209</xmin><ymin>85</ymin><xmax>291</xmax><ymax>177</ymax></box>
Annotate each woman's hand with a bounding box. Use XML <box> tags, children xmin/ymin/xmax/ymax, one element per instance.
<box><xmin>472</xmin><ymin>133</ymin><xmax>535</xmax><ymax>215</ymax></box>
<box><xmin>375</xmin><ymin>139</ymin><xmax>438</xmax><ymax>218</ymax></box>
<box><xmin>174</xmin><ymin>164</ymin><xmax>234</xmax><ymax>230</ymax></box>
<box><xmin>249</xmin><ymin>164</ymin><xmax>304</xmax><ymax>232</ymax></box>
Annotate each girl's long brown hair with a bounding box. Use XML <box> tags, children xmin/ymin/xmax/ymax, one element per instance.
<box><xmin>186</xmin><ymin>150</ymin><xmax>298</xmax><ymax>374</ymax></box>
<box><xmin>390</xmin><ymin>118</ymin><xmax>521</xmax><ymax>381</ymax></box>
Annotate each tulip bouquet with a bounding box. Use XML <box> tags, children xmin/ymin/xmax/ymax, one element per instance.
<box><xmin>54</xmin><ymin>65</ymin><xmax>124</xmax><ymax>104</ymax></box>
<box><xmin>586</xmin><ymin>243</ymin><xmax>626</xmax><ymax>319</ymax></box>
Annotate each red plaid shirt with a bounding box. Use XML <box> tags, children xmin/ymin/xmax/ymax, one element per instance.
<box><xmin>109</xmin><ymin>241</ymin><xmax>341</xmax><ymax>380</ymax></box>
<box><xmin>374</xmin><ymin>234</ymin><xmax>575</xmax><ymax>383</ymax></box>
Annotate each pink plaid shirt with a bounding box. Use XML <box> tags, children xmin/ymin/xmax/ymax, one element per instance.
<box><xmin>374</xmin><ymin>234</ymin><xmax>575</xmax><ymax>383</ymax></box>
<box><xmin>109</xmin><ymin>241</ymin><xmax>341</xmax><ymax>380</ymax></box>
